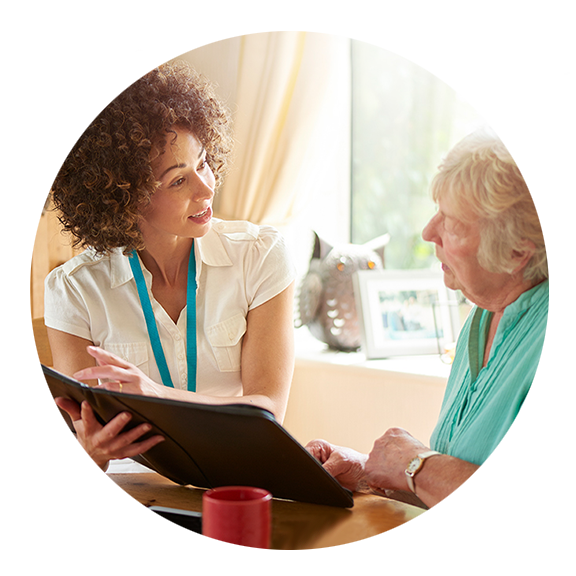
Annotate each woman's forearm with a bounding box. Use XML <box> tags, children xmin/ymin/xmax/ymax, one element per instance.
<box><xmin>150</xmin><ymin>387</ymin><xmax>286</xmax><ymax>422</ymax></box>
<box><xmin>364</xmin><ymin>428</ymin><xmax>480</xmax><ymax>508</ymax></box>
<box><xmin>406</xmin><ymin>455</ymin><xmax>480</xmax><ymax>507</ymax></box>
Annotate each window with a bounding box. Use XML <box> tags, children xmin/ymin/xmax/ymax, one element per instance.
<box><xmin>350</xmin><ymin>40</ymin><xmax>484</xmax><ymax>270</ymax></box>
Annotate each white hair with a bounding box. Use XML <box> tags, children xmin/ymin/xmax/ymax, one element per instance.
<box><xmin>431</xmin><ymin>130</ymin><xmax>548</xmax><ymax>282</ymax></box>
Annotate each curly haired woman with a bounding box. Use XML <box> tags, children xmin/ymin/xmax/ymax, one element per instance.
<box><xmin>45</xmin><ymin>61</ymin><xmax>296</xmax><ymax>471</ymax></box>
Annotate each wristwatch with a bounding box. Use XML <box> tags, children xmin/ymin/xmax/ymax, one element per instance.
<box><xmin>405</xmin><ymin>450</ymin><xmax>441</xmax><ymax>494</ymax></box>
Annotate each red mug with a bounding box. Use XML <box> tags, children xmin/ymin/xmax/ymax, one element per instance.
<box><xmin>202</xmin><ymin>486</ymin><xmax>272</xmax><ymax>548</ymax></box>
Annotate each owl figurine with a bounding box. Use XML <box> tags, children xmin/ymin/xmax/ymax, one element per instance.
<box><xmin>296</xmin><ymin>231</ymin><xmax>390</xmax><ymax>351</ymax></box>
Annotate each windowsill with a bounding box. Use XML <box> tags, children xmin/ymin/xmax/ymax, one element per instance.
<box><xmin>294</xmin><ymin>327</ymin><xmax>452</xmax><ymax>380</ymax></box>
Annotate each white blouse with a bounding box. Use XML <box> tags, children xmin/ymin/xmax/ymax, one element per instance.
<box><xmin>44</xmin><ymin>218</ymin><xmax>296</xmax><ymax>397</ymax></box>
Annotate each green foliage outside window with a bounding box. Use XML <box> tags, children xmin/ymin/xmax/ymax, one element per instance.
<box><xmin>350</xmin><ymin>41</ymin><xmax>484</xmax><ymax>270</ymax></box>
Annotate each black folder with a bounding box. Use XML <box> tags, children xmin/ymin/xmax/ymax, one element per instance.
<box><xmin>42</xmin><ymin>365</ymin><xmax>354</xmax><ymax>508</ymax></box>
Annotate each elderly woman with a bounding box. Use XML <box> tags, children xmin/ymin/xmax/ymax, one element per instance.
<box><xmin>45</xmin><ymin>61</ymin><xmax>296</xmax><ymax>470</ymax></box>
<box><xmin>307</xmin><ymin>130</ymin><xmax>548</xmax><ymax>508</ymax></box>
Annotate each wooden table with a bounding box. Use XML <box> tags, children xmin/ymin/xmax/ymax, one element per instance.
<box><xmin>109</xmin><ymin>472</ymin><xmax>426</xmax><ymax>549</ymax></box>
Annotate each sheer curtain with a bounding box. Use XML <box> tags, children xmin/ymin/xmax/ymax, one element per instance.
<box><xmin>214</xmin><ymin>32</ymin><xmax>350</xmax><ymax>232</ymax></box>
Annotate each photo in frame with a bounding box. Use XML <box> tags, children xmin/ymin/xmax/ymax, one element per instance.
<box><xmin>353</xmin><ymin>269</ymin><xmax>461</xmax><ymax>359</ymax></box>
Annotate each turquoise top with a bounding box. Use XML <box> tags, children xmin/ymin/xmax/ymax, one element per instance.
<box><xmin>430</xmin><ymin>280</ymin><xmax>549</xmax><ymax>465</ymax></box>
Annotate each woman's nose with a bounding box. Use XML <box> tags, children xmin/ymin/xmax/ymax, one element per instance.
<box><xmin>422</xmin><ymin>212</ymin><xmax>441</xmax><ymax>245</ymax></box>
<box><xmin>192</xmin><ymin>174</ymin><xmax>215</xmax><ymax>201</ymax></box>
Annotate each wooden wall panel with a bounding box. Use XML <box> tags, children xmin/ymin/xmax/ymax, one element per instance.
<box><xmin>30</xmin><ymin>203</ymin><xmax>78</xmax><ymax>319</ymax></box>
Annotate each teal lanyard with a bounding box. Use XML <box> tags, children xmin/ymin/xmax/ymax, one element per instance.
<box><xmin>453</xmin><ymin>307</ymin><xmax>492</xmax><ymax>430</ymax></box>
<box><xmin>468</xmin><ymin>307</ymin><xmax>492</xmax><ymax>385</ymax></box>
<box><xmin>128</xmin><ymin>244</ymin><xmax>197</xmax><ymax>392</ymax></box>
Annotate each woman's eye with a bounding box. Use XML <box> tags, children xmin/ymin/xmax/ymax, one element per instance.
<box><xmin>171</xmin><ymin>177</ymin><xmax>185</xmax><ymax>187</ymax></box>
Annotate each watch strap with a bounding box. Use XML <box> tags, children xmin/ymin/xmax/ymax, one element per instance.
<box><xmin>418</xmin><ymin>450</ymin><xmax>441</xmax><ymax>460</ymax></box>
<box><xmin>405</xmin><ymin>450</ymin><xmax>441</xmax><ymax>494</ymax></box>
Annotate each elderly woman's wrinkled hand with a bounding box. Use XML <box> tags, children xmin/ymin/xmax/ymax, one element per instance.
<box><xmin>364</xmin><ymin>427</ymin><xmax>429</xmax><ymax>493</ymax></box>
<box><xmin>305</xmin><ymin>439</ymin><xmax>369</xmax><ymax>492</ymax></box>
<box><xmin>74</xmin><ymin>346</ymin><xmax>166</xmax><ymax>398</ymax></box>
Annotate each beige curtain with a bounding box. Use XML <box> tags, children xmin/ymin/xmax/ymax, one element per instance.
<box><xmin>214</xmin><ymin>32</ymin><xmax>349</xmax><ymax>227</ymax></box>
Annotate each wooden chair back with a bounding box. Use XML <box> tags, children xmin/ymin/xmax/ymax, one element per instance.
<box><xmin>32</xmin><ymin>317</ymin><xmax>53</xmax><ymax>366</ymax></box>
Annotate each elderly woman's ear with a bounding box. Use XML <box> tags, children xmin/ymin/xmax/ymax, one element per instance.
<box><xmin>509</xmin><ymin>239</ymin><xmax>536</xmax><ymax>274</ymax></box>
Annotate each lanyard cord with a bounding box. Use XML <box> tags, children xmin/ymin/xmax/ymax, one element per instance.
<box><xmin>185</xmin><ymin>242</ymin><xmax>198</xmax><ymax>391</ymax></box>
<box><xmin>128</xmin><ymin>244</ymin><xmax>197</xmax><ymax>392</ymax></box>
<box><xmin>468</xmin><ymin>307</ymin><xmax>492</xmax><ymax>385</ymax></box>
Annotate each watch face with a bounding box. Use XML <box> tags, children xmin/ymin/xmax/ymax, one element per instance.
<box><xmin>406</xmin><ymin>457</ymin><xmax>422</xmax><ymax>474</ymax></box>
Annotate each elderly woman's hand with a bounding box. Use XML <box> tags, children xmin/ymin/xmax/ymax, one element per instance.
<box><xmin>305</xmin><ymin>439</ymin><xmax>369</xmax><ymax>492</ymax></box>
<box><xmin>364</xmin><ymin>427</ymin><xmax>429</xmax><ymax>493</ymax></box>
<box><xmin>73</xmin><ymin>346</ymin><xmax>166</xmax><ymax>398</ymax></box>
<box><xmin>54</xmin><ymin>397</ymin><xmax>164</xmax><ymax>470</ymax></box>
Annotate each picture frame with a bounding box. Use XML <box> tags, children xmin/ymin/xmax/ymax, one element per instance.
<box><xmin>353</xmin><ymin>269</ymin><xmax>461</xmax><ymax>359</ymax></box>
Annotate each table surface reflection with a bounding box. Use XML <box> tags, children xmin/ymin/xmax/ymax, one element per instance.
<box><xmin>109</xmin><ymin>472</ymin><xmax>426</xmax><ymax>550</ymax></box>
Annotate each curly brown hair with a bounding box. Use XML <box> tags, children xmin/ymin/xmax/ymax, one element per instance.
<box><xmin>50</xmin><ymin>60</ymin><xmax>233</xmax><ymax>253</ymax></box>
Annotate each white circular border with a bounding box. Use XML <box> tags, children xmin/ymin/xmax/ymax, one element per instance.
<box><xmin>18</xmin><ymin>15</ymin><xmax>568</xmax><ymax>568</ymax></box>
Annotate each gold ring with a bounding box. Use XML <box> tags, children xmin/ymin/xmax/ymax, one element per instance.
<box><xmin>118</xmin><ymin>382</ymin><xmax>123</xmax><ymax>393</ymax></box>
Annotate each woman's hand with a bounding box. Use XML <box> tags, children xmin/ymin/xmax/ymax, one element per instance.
<box><xmin>365</xmin><ymin>427</ymin><xmax>480</xmax><ymax>507</ymax></box>
<box><xmin>305</xmin><ymin>439</ymin><xmax>369</xmax><ymax>492</ymax></box>
<box><xmin>54</xmin><ymin>397</ymin><xmax>164</xmax><ymax>470</ymax></box>
<box><xmin>74</xmin><ymin>346</ymin><xmax>166</xmax><ymax>398</ymax></box>
<box><xmin>364</xmin><ymin>427</ymin><xmax>429</xmax><ymax>493</ymax></box>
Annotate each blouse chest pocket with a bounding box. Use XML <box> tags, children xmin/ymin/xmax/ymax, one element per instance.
<box><xmin>206</xmin><ymin>314</ymin><xmax>247</xmax><ymax>372</ymax></box>
<box><xmin>105</xmin><ymin>342</ymin><xmax>149</xmax><ymax>372</ymax></box>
